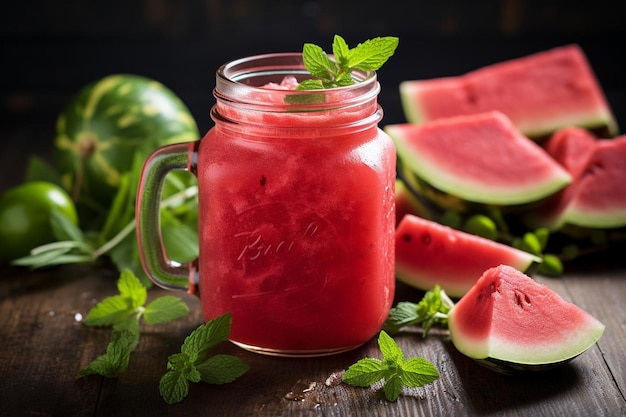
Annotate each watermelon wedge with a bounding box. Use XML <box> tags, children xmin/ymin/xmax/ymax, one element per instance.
<box><xmin>400</xmin><ymin>44</ymin><xmax>618</xmax><ymax>139</ymax></box>
<box><xmin>395</xmin><ymin>214</ymin><xmax>540</xmax><ymax>298</ymax></box>
<box><xmin>448</xmin><ymin>265</ymin><xmax>605</xmax><ymax>373</ymax></box>
<box><xmin>543</xmin><ymin>126</ymin><xmax>597</xmax><ymax>178</ymax></box>
<box><xmin>529</xmin><ymin>131</ymin><xmax>626</xmax><ymax>230</ymax></box>
<box><xmin>385</xmin><ymin>111</ymin><xmax>572</xmax><ymax>206</ymax></box>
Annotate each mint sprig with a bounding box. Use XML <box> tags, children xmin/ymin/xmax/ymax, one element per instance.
<box><xmin>383</xmin><ymin>285</ymin><xmax>454</xmax><ymax>336</ymax></box>
<box><xmin>160</xmin><ymin>313</ymin><xmax>249</xmax><ymax>404</ymax></box>
<box><xmin>296</xmin><ymin>34</ymin><xmax>399</xmax><ymax>90</ymax></box>
<box><xmin>343</xmin><ymin>331</ymin><xmax>439</xmax><ymax>402</ymax></box>
<box><xmin>78</xmin><ymin>269</ymin><xmax>190</xmax><ymax>378</ymax></box>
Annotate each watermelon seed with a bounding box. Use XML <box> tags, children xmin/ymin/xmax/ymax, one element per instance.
<box><xmin>421</xmin><ymin>234</ymin><xmax>432</xmax><ymax>245</ymax></box>
<box><xmin>513</xmin><ymin>290</ymin><xmax>531</xmax><ymax>309</ymax></box>
<box><xmin>260</xmin><ymin>175</ymin><xmax>267</xmax><ymax>186</ymax></box>
<box><xmin>402</xmin><ymin>234</ymin><xmax>411</xmax><ymax>242</ymax></box>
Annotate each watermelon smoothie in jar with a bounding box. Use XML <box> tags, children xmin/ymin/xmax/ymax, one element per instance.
<box><xmin>137</xmin><ymin>52</ymin><xmax>396</xmax><ymax>356</ymax></box>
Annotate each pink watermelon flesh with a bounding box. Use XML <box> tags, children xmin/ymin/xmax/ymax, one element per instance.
<box><xmin>385</xmin><ymin>111</ymin><xmax>572</xmax><ymax>205</ymax></box>
<box><xmin>530</xmin><ymin>132</ymin><xmax>626</xmax><ymax>229</ymax></box>
<box><xmin>448</xmin><ymin>265</ymin><xmax>604</xmax><ymax>365</ymax></box>
<box><xmin>400</xmin><ymin>44</ymin><xmax>618</xmax><ymax>139</ymax></box>
<box><xmin>544</xmin><ymin>126</ymin><xmax>597</xmax><ymax>178</ymax></box>
<box><xmin>395</xmin><ymin>214</ymin><xmax>539</xmax><ymax>298</ymax></box>
<box><xmin>563</xmin><ymin>136</ymin><xmax>626</xmax><ymax>228</ymax></box>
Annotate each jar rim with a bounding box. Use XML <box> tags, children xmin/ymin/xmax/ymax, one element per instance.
<box><xmin>214</xmin><ymin>52</ymin><xmax>380</xmax><ymax>111</ymax></box>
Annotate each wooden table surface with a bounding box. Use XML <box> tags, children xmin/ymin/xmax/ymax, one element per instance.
<box><xmin>0</xmin><ymin>125</ymin><xmax>625</xmax><ymax>417</ymax></box>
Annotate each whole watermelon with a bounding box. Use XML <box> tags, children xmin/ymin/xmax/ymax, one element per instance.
<box><xmin>54</xmin><ymin>74</ymin><xmax>199</xmax><ymax>208</ymax></box>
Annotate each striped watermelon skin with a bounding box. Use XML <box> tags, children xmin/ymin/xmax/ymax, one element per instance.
<box><xmin>55</xmin><ymin>74</ymin><xmax>199</xmax><ymax>207</ymax></box>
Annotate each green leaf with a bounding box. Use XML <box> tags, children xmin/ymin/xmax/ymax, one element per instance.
<box><xmin>345</xmin><ymin>36</ymin><xmax>399</xmax><ymax>71</ymax></box>
<box><xmin>112</xmin><ymin>317</ymin><xmax>141</xmax><ymax>351</ymax></box>
<box><xmin>99</xmin><ymin>172</ymin><xmax>133</xmax><ymax>242</ymax></box>
<box><xmin>400</xmin><ymin>357</ymin><xmax>440</xmax><ymax>387</ymax></box>
<box><xmin>196</xmin><ymin>354</ymin><xmax>250</xmax><ymax>384</ymax></box>
<box><xmin>83</xmin><ymin>294</ymin><xmax>133</xmax><ymax>327</ymax></box>
<box><xmin>78</xmin><ymin>329</ymin><xmax>137</xmax><ymax>378</ymax></box>
<box><xmin>296</xmin><ymin>34</ymin><xmax>398</xmax><ymax>92</ymax></box>
<box><xmin>117</xmin><ymin>268</ymin><xmax>147</xmax><ymax>309</ymax></box>
<box><xmin>382</xmin><ymin>375</ymin><xmax>403</xmax><ymax>402</ymax></box>
<box><xmin>50</xmin><ymin>208</ymin><xmax>85</xmax><ymax>243</ymax></box>
<box><xmin>295</xmin><ymin>79</ymin><xmax>325</xmax><ymax>91</ymax></box>
<box><xmin>302</xmin><ymin>43</ymin><xmax>336</xmax><ymax>80</ymax></box>
<box><xmin>166</xmin><ymin>352</ymin><xmax>189</xmax><ymax>371</ymax></box>
<box><xmin>378</xmin><ymin>330</ymin><xmax>403</xmax><ymax>363</ymax></box>
<box><xmin>160</xmin><ymin>370</ymin><xmax>190</xmax><ymax>405</ymax></box>
<box><xmin>343</xmin><ymin>358</ymin><xmax>386</xmax><ymax>387</ymax></box>
<box><xmin>383</xmin><ymin>285</ymin><xmax>452</xmax><ymax>337</ymax></box>
<box><xmin>181</xmin><ymin>313</ymin><xmax>232</xmax><ymax>363</ymax></box>
<box><xmin>343</xmin><ymin>331</ymin><xmax>440</xmax><ymax>402</ymax></box>
<box><xmin>144</xmin><ymin>296</ymin><xmax>190</xmax><ymax>325</ymax></box>
<box><xmin>331</xmin><ymin>34</ymin><xmax>351</xmax><ymax>68</ymax></box>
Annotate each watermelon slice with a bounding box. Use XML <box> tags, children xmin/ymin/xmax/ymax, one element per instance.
<box><xmin>543</xmin><ymin>126</ymin><xmax>597</xmax><ymax>177</ymax></box>
<box><xmin>448</xmin><ymin>264</ymin><xmax>605</xmax><ymax>373</ymax></box>
<box><xmin>400</xmin><ymin>44</ymin><xmax>618</xmax><ymax>139</ymax></box>
<box><xmin>529</xmin><ymin>131</ymin><xmax>626</xmax><ymax>229</ymax></box>
<box><xmin>395</xmin><ymin>214</ymin><xmax>540</xmax><ymax>298</ymax></box>
<box><xmin>385</xmin><ymin>111</ymin><xmax>572</xmax><ymax>206</ymax></box>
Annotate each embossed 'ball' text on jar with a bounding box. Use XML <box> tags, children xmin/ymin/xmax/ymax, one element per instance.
<box><xmin>136</xmin><ymin>53</ymin><xmax>396</xmax><ymax>356</ymax></box>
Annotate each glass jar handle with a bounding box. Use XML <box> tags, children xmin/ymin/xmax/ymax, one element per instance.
<box><xmin>136</xmin><ymin>142</ymin><xmax>198</xmax><ymax>293</ymax></box>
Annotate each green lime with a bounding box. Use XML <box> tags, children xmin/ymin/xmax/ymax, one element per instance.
<box><xmin>0</xmin><ymin>181</ymin><xmax>78</xmax><ymax>263</ymax></box>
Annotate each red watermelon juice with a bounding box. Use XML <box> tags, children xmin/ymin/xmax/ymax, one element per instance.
<box><xmin>195</xmin><ymin>54</ymin><xmax>396</xmax><ymax>356</ymax></box>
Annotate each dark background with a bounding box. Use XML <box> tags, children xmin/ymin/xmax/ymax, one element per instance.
<box><xmin>2</xmin><ymin>0</ymin><xmax>626</xmax><ymax>138</ymax></box>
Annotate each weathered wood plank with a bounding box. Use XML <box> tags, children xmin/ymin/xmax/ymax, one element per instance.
<box><xmin>1</xmin><ymin>257</ymin><xmax>625</xmax><ymax>416</ymax></box>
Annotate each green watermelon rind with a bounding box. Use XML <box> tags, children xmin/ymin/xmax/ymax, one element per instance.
<box><xmin>401</xmin><ymin>80</ymin><xmax>618</xmax><ymax>140</ymax></box>
<box><xmin>386</xmin><ymin>116</ymin><xmax>572</xmax><ymax>206</ymax></box>
<box><xmin>399</xmin><ymin>44</ymin><xmax>620</xmax><ymax>140</ymax></box>
<box><xmin>447</xmin><ymin>265</ymin><xmax>605</xmax><ymax>369</ymax></box>
<box><xmin>527</xmin><ymin>135</ymin><xmax>626</xmax><ymax>231</ymax></box>
<box><xmin>55</xmin><ymin>74</ymin><xmax>199</xmax><ymax>206</ymax></box>
<box><xmin>562</xmin><ymin>206</ymin><xmax>626</xmax><ymax>230</ymax></box>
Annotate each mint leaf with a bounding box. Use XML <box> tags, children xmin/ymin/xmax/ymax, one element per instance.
<box><xmin>117</xmin><ymin>268</ymin><xmax>147</xmax><ymax>309</ymax></box>
<box><xmin>83</xmin><ymin>269</ymin><xmax>148</xmax><ymax>327</ymax></box>
<box><xmin>383</xmin><ymin>375</ymin><xmax>403</xmax><ymax>402</ymax></box>
<box><xmin>78</xmin><ymin>329</ymin><xmax>137</xmax><ymax>378</ymax></box>
<box><xmin>400</xmin><ymin>357</ymin><xmax>440</xmax><ymax>387</ymax></box>
<box><xmin>196</xmin><ymin>354</ymin><xmax>250</xmax><ymax>384</ymax></box>
<box><xmin>302</xmin><ymin>42</ymin><xmax>337</xmax><ymax>80</ymax></box>
<box><xmin>383</xmin><ymin>285</ymin><xmax>453</xmax><ymax>336</ymax></box>
<box><xmin>344</xmin><ymin>36</ymin><xmax>400</xmax><ymax>71</ymax></box>
<box><xmin>144</xmin><ymin>296</ymin><xmax>190</xmax><ymax>325</ymax></box>
<box><xmin>161</xmin><ymin>313</ymin><xmax>248</xmax><ymax>404</ymax></box>
<box><xmin>80</xmin><ymin>269</ymin><xmax>190</xmax><ymax>379</ymax></box>
<box><xmin>331</xmin><ymin>34</ymin><xmax>351</xmax><ymax>67</ymax></box>
<box><xmin>83</xmin><ymin>294</ymin><xmax>134</xmax><ymax>327</ymax></box>
<box><xmin>343</xmin><ymin>358</ymin><xmax>386</xmax><ymax>386</ymax></box>
<box><xmin>343</xmin><ymin>331</ymin><xmax>439</xmax><ymax>402</ymax></box>
<box><xmin>160</xmin><ymin>370</ymin><xmax>190</xmax><ymax>405</ymax></box>
<box><xmin>181</xmin><ymin>313</ymin><xmax>231</xmax><ymax>362</ymax></box>
<box><xmin>297</xmin><ymin>34</ymin><xmax>398</xmax><ymax>91</ymax></box>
